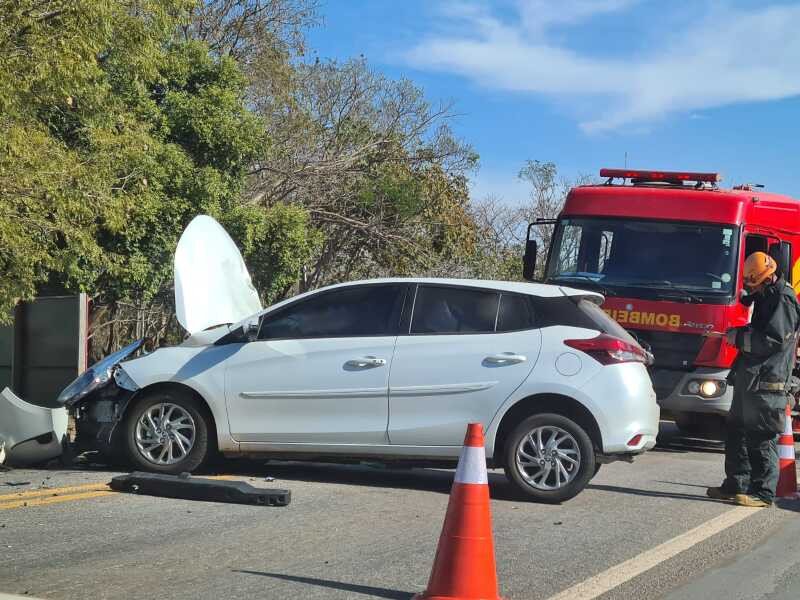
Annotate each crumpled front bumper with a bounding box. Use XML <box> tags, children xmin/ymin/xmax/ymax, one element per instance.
<box><xmin>0</xmin><ymin>387</ymin><xmax>68</xmax><ymax>466</ymax></box>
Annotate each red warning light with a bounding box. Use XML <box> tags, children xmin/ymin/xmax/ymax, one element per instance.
<box><xmin>600</xmin><ymin>168</ymin><xmax>720</xmax><ymax>183</ymax></box>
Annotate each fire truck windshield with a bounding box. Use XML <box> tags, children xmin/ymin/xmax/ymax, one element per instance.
<box><xmin>546</xmin><ymin>218</ymin><xmax>739</xmax><ymax>300</ymax></box>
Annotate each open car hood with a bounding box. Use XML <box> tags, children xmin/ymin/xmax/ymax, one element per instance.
<box><xmin>174</xmin><ymin>215</ymin><xmax>263</xmax><ymax>334</ymax></box>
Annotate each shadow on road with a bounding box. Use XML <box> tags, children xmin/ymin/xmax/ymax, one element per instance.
<box><xmin>655</xmin><ymin>480</ymin><xmax>712</xmax><ymax>490</ymax></box>
<box><xmin>775</xmin><ymin>497</ymin><xmax>800</xmax><ymax>513</ymax></box>
<box><xmin>655</xmin><ymin>421</ymin><xmax>725</xmax><ymax>455</ymax></box>
<box><xmin>39</xmin><ymin>420</ymin><xmax>727</xmax><ymax>505</ymax></box>
<box><xmin>232</xmin><ymin>569</ymin><xmax>413</xmax><ymax>599</ymax></box>
<box><xmin>217</xmin><ymin>460</ymin><xmax>528</xmax><ymax>501</ymax></box>
<box><xmin>49</xmin><ymin>453</ymin><xmax>531</xmax><ymax>500</ymax></box>
<box><xmin>587</xmin><ymin>483</ymin><xmax>725</xmax><ymax>504</ymax></box>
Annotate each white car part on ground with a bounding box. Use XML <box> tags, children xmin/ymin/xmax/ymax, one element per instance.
<box><xmin>0</xmin><ymin>387</ymin><xmax>67</xmax><ymax>466</ymax></box>
<box><xmin>174</xmin><ymin>215</ymin><xmax>262</xmax><ymax>334</ymax></box>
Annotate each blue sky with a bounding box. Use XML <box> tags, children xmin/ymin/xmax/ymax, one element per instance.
<box><xmin>308</xmin><ymin>0</ymin><xmax>800</xmax><ymax>203</ymax></box>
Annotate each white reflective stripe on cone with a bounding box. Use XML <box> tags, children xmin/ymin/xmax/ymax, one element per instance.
<box><xmin>454</xmin><ymin>445</ymin><xmax>488</xmax><ymax>485</ymax></box>
<box><xmin>779</xmin><ymin>445</ymin><xmax>795</xmax><ymax>460</ymax></box>
<box><xmin>784</xmin><ymin>419</ymin><xmax>794</xmax><ymax>436</ymax></box>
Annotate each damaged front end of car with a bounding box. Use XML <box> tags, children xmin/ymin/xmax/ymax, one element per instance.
<box><xmin>58</xmin><ymin>339</ymin><xmax>146</xmax><ymax>456</ymax></box>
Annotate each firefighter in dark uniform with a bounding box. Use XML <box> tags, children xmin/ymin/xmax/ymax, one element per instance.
<box><xmin>707</xmin><ymin>251</ymin><xmax>800</xmax><ymax>507</ymax></box>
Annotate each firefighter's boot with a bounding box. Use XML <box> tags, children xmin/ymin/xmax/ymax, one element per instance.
<box><xmin>735</xmin><ymin>494</ymin><xmax>770</xmax><ymax>508</ymax></box>
<box><xmin>706</xmin><ymin>487</ymin><xmax>737</xmax><ymax>501</ymax></box>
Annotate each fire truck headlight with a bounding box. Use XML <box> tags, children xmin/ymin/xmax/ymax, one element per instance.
<box><xmin>700</xmin><ymin>381</ymin><xmax>719</xmax><ymax>397</ymax></box>
<box><xmin>685</xmin><ymin>379</ymin><xmax>726</xmax><ymax>398</ymax></box>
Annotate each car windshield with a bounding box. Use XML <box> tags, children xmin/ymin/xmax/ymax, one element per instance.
<box><xmin>546</xmin><ymin>218</ymin><xmax>739</xmax><ymax>298</ymax></box>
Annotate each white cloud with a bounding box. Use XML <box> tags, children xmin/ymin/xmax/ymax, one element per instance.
<box><xmin>404</xmin><ymin>1</ymin><xmax>800</xmax><ymax>132</ymax></box>
<box><xmin>469</xmin><ymin>168</ymin><xmax>530</xmax><ymax>204</ymax></box>
<box><xmin>518</xmin><ymin>0</ymin><xmax>640</xmax><ymax>31</ymax></box>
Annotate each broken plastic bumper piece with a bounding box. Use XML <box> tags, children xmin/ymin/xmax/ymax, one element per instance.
<box><xmin>109</xmin><ymin>472</ymin><xmax>291</xmax><ymax>506</ymax></box>
<box><xmin>0</xmin><ymin>387</ymin><xmax>68</xmax><ymax>466</ymax></box>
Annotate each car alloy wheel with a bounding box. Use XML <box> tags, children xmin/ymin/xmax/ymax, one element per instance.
<box><xmin>134</xmin><ymin>402</ymin><xmax>196</xmax><ymax>466</ymax></box>
<box><xmin>515</xmin><ymin>425</ymin><xmax>581</xmax><ymax>490</ymax></box>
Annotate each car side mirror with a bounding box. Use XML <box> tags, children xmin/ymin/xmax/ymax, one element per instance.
<box><xmin>244</xmin><ymin>318</ymin><xmax>260</xmax><ymax>342</ymax></box>
<box><xmin>523</xmin><ymin>239</ymin><xmax>538</xmax><ymax>281</ymax></box>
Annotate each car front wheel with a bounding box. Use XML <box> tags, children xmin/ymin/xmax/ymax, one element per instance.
<box><xmin>504</xmin><ymin>413</ymin><xmax>595</xmax><ymax>503</ymax></box>
<box><xmin>123</xmin><ymin>390</ymin><xmax>210</xmax><ymax>474</ymax></box>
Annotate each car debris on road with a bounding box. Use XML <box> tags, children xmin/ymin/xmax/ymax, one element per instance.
<box><xmin>0</xmin><ymin>387</ymin><xmax>68</xmax><ymax>468</ymax></box>
<box><xmin>109</xmin><ymin>471</ymin><xmax>291</xmax><ymax>506</ymax></box>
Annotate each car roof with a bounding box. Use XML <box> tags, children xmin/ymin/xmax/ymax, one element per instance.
<box><xmin>225</xmin><ymin>278</ymin><xmax>601</xmax><ymax>332</ymax></box>
<box><xmin>317</xmin><ymin>277</ymin><xmax>595</xmax><ymax>298</ymax></box>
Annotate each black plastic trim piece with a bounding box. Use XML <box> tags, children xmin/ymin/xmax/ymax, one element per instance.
<box><xmin>110</xmin><ymin>472</ymin><xmax>291</xmax><ymax>506</ymax></box>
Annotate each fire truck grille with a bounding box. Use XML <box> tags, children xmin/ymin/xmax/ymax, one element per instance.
<box><xmin>628</xmin><ymin>329</ymin><xmax>705</xmax><ymax>371</ymax></box>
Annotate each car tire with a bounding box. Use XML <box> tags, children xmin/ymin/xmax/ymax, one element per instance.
<box><xmin>123</xmin><ymin>389</ymin><xmax>211</xmax><ymax>474</ymax></box>
<box><xmin>504</xmin><ymin>413</ymin><xmax>595</xmax><ymax>503</ymax></box>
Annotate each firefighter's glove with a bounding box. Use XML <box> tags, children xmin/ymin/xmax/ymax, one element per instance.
<box><xmin>740</xmin><ymin>292</ymin><xmax>756</xmax><ymax>307</ymax></box>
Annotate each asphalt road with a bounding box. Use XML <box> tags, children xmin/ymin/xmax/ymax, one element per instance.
<box><xmin>1</xmin><ymin>422</ymin><xmax>799</xmax><ymax>600</ymax></box>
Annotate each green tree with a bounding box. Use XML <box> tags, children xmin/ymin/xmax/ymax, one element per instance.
<box><xmin>0</xmin><ymin>0</ymin><xmax>319</xmax><ymax>354</ymax></box>
<box><xmin>2</xmin><ymin>0</ymin><xmax>488</xmax><ymax>356</ymax></box>
<box><xmin>88</xmin><ymin>37</ymin><xmax>318</xmax><ymax>352</ymax></box>
<box><xmin>247</xmin><ymin>58</ymin><xmax>479</xmax><ymax>292</ymax></box>
<box><xmin>0</xmin><ymin>0</ymin><xmax>190</xmax><ymax>321</ymax></box>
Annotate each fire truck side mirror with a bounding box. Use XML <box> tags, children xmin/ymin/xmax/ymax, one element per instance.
<box><xmin>523</xmin><ymin>239</ymin><xmax>538</xmax><ymax>281</ymax></box>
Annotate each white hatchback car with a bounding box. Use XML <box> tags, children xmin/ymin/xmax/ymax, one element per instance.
<box><xmin>60</xmin><ymin>277</ymin><xmax>659</xmax><ymax>502</ymax></box>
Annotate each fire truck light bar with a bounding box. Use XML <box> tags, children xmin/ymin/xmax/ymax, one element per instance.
<box><xmin>600</xmin><ymin>168</ymin><xmax>721</xmax><ymax>183</ymax></box>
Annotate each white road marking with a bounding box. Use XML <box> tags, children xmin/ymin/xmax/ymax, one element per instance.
<box><xmin>546</xmin><ymin>507</ymin><xmax>756</xmax><ymax>600</ymax></box>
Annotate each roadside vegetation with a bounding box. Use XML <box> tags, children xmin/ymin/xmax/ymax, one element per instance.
<box><xmin>0</xmin><ymin>0</ymin><xmax>583</xmax><ymax>357</ymax></box>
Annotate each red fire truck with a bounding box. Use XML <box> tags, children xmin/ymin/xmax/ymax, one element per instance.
<box><xmin>524</xmin><ymin>169</ymin><xmax>800</xmax><ymax>434</ymax></box>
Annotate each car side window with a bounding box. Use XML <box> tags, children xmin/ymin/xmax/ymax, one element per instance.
<box><xmin>411</xmin><ymin>286</ymin><xmax>500</xmax><ymax>334</ymax></box>
<box><xmin>496</xmin><ymin>294</ymin><xmax>536</xmax><ymax>332</ymax></box>
<box><xmin>259</xmin><ymin>285</ymin><xmax>405</xmax><ymax>340</ymax></box>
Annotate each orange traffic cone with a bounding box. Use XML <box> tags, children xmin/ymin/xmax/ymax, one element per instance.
<box><xmin>414</xmin><ymin>423</ymin><xmax>504</xmax><ymax>600</ymax></box>
<box><xmin>776</xmin><ymin>404</ymin><xmax>799</xmax><ymax>499</ymax></box>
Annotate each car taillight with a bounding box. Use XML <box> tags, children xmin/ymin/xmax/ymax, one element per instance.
<box><xmin>564</xmin><ymin>334</ymin><xmax>652</xmax><ymax>366</ymax></box>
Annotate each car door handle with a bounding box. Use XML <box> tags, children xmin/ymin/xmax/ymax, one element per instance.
<box><xmin>345</xmin><ymin>356</ymin><xmax>387</xmax><ymax>368</ymax></box>
<box><xmin>484</xmin><ymin>353</ymin><xmax>527</xmax><ymax>365</ymax></box>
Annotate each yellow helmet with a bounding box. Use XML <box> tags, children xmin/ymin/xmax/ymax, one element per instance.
<box><xmin>743</xmin><ymin>251</ymin><xmax>777</xmax><ymax>289</ymax></box>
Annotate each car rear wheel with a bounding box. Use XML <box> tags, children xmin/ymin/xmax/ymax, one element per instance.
<box><xmin>504</xmin><ymin>413</ymin><xmax>595</xmax><ymax>503</ymax></box>
<box><xmin>123</xmin><ymin>390</ymin><xmax>210</xmax><ymax>474</ymax></box>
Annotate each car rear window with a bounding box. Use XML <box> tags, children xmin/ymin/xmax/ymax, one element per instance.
<box><xmin>496</xmin><ymin>294</ymin><xmax>536</xmax><ymax>332</ymax></box>
<box><xmin>577</xmin><ymin>298</ymin><xmax>639</xmax><ymax>345</ymax></box>
<box><xmin>532</xmin><ymin>295</ymin><xmax>638</xmax><ymax>344</ymax></box>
